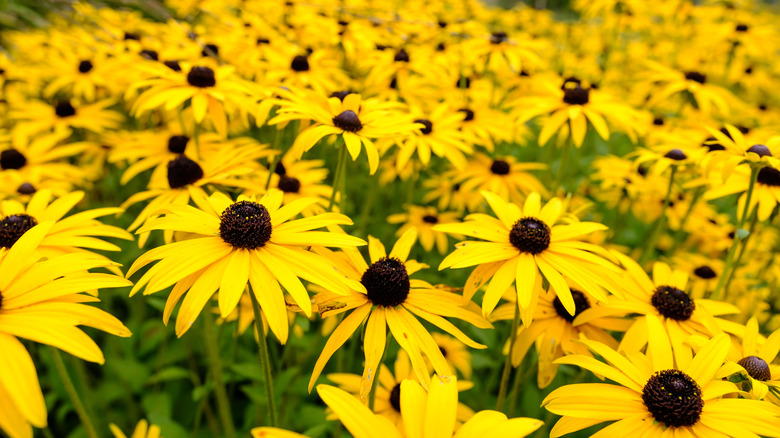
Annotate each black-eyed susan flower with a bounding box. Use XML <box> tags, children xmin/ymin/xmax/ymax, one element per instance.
<box><xmin>544</xmin><ymin>315</ymin><xmax>780</xmax><ymax>437</ymax></box>
<box><xmin>0</xmin><ymin>189</ymin><xmax>133</xmax><ymax>266</ymax></box>
<box><xmin>252</xmin><ymin>376</ymin><xmax>543</xmax><ymax>438</ymax></box>
<box><xmin>130</xmin><ymin>63</ymin><xmax>255</xmax><ymax>136</ymax></box>
<box><xmin>308</xmin><ymin>228</ymin><xmax>491</xmax><ymax>399</ymax></box>
<box><xmin>455</xmin><ymin>153</ymin><xmax>547</xmax><ymax>206</ymax></box>
<box><xmin>492</xmin><ymin>286</ymin><xmax>628</xmax><ymax>388</ymax></box>
<box><xmin>270</xmin><ymin>89</ymin><xmax>418</xmax><ymax>175</ymax></box>
<box><xmin>0</xmin><ymin>224</ymin><xmax>131</xmax><ymax>438</ymax></box>
<box><xmin>383</xmin><ymin>103</ymin><xmax>473</xmax><ymax>172</ymax></box>
<box><xmin>251</xmin><ymin>151</ymin><xmax>333</xmax><ymax>216</ymax></box>
<box><xmin>435</xmin><ymin>192</ymin><xmax>621</xmax><ymax>321</ymax></box>
<box><xmin>387</xmin><ymin>205</ymin><xmax>460</xmax><ymax>254</ymax></box>
<box><xmin>127</xmin><ymin>189</ymin><xmax>366</xmax><ymax>341</ymax></box>
<box><xmin>10</xmin><ymin>98</ymin><xmax>123</xmax><ymax>140</ymax></box>
<box><xmin>0</xmin><ymin>131</ymin><xmax>89</xmax><ymax>193</ymax></box>
<box><xmin>512</xmin><ymin>76</ymin><xmax>643</xmax><ymax>147</ymax></box>
<box><xmin>578</xmin><ymin>252</ymin><xmax>743</xmax><ymax>366</ymax></box>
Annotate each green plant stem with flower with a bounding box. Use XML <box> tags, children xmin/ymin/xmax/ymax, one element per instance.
<box><xmin>712</xmin><ymin>165</ymin><xmax>760</xmax><ymax>301</ymax></box>
<box><xmin>496</xmin><ymin>304</ymin><xmax>520</xmax><ymax>412</ymax></box>
<box><xmin>202</xmin><ymin>314</ymin><xmax>237</xmax><ymax>438</ymax></box>
<box><xmin>329</xmin><ymin>139</ymin><xmax>348</xmax><ymax>210</ymax></box>
<box><xmin>50</xmin><ymin>347</ymin><xmax>100</xmax><ymax>438</ymax></box>
<box><xmin>249</xmin><ymin>288</ymin><xmax>278</xmax><ymax>427</ymax></box>
<box><xmin>639</xmin><ymin>165</ymin><xmax>677</xmax><ymax>265</ymax></box>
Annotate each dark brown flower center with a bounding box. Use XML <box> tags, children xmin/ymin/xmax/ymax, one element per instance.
<box><xmin>290</xmin><ymin>55</ymin><xmax>310</xmax><ymax>72</ymax></box>
<box><xmin>0</xmin><ymin>149</ymin><xmax>27</xmax><ymax>170</ymax></box>
<box><xmin>16</xmin><ymin>182</ymin><xmax>36</xmax><ymax>195</ymax></box>
<box><xmin>0</xmin><ymin>214</ymin><xmax>38</xmax><ymax>248</ymax></box>
<box><xmin>55</xmin><ymin>101</ymin><xmax>76</xmax><ymax>118</ymax></box>
<box><xmin>747</xmin><ymin>144</ymin><xmax>772</xmax><ymax>157</ymax></box>
<box><xmin>332</xmin><ymin>110</ymin><xmax>363</xmax><ymax>132</ymax></box>
<box><xmin>330</xmin><ymin>90</ymin><xmax>353</xmax><ymax>101</ymax></box>
<box><xmin>552</xmin><ymin>290</ymin><xmax>591</xmax><ymax>322</ymax></box>
<box><xmin>422</xmin><ymin>215</ymin><xmax>438</xmax><ymax>224</ymax></box>
<box><xmin>167</xmin><ymin>155</ymin><xmax>204</xmax><ymax>188</ymax></box>
<box><xmin>78</xmin><ymin>60</ymin><xmax>93</xmax><ymax>73</ymax></box>
<box><xmin>187</xmin><ymin>66</ymin><xmax>216</xmax><ymax>88</ymax></box>
<box><xmin>664</xmin><ymin>149</ymin><xmax>687</xmax><ymax>161</ymax></box>
<box><xmin>393</xmin><ymin>49</ymin><xmax>410</xmax><ymax>62</ymax></box>
<box><xmin>490</xmin><ymin>31</ymin><xmax>508</xmax><ymax>44</ymax></box>
<box><xmin>735</xmin><ymin>23</ymin><xmax>749</xmax><ymax>32</ymax></box>
<box><xmin>164</xmin><ymin>60</ymin><xmax>182</xmax><ymax>71</ymax></box>
<box><xmin>389</xmin><ymin>383</ymin><xmax>401</xmax><ymax>412</ymax></box>
<box><xmin>563</xmin><ymin>86</ymin><xmax>590</xmax><ymax>105</ymax></box>
<box><xmin>702</xmin><ymin>137</ymin><xmax>725</xmax><ymax>152</ymax></box>
<box><xmin>167</xmin><ymin>135</ymin><xmax>190</xmax><ymax>154</ymax></box>
<box><xmin>361</xmin><ymin>257</ymin><xmax>410</xmax><ymax>307</ymax></box>
<box><xmin>642</xmin><ymin>369</ymin><xmax>703</xmax><ymax>428</ymax></box>
<box><xmin>278</xmin><ymin>175</ymin><xmax>301</xmax><ymax>193</ymax></box>
<box><xmin>490</xmin><ymin>160</ymin><xmax>511</xmax><ymax>175</ymax></box>
<box><xmin>219</xmin><ymin>201</ymin><xmax>273</xmax><ymax>249</ymax></box>
<box><xmin>140</xmin><ymin>49</ymin><xmax>159</xmax><ymax>61</ymax></box>
<box><xmin>738</xmin><ymin>356</ymin><xmax>771</xmax><ymax>381</ymax></box>
<box><xmin>458</xmin><ymin>108</ymin><xmax>475</xmax><ymax>121</ymax></box>
<box><xmin>509</xmin><ymin>217</ymin><xmax>551</xmax><ymax>254</ymax></box>
<box><xmin>684</xmin><ymin>71</ymin><xmax>706</xmax><ymax>84</ymax></box>
<box><xmin>693</xmin><ymin>265</ymin><xmax>716</xmax><ymax>279</ymax></box>
<box><xmin>757</xmin><ymin>167</ymin><xmax>780</xmax><ymax>187</ymax></box>
<box><xmin>414</xmin><ymin>119</ymin><xmax>433</xmax><ymax>135</ymax></box>
<box><xmin>651</xmin><ymin>285</ymin><xmax>695</xmax><ymax>321</ymax></box>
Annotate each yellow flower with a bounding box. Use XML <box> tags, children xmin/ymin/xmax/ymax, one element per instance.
<box><xmin>436</xmin><ymin>192</ymin><xmax>621</xmax><ymax>323</ymax></box>
<box><xmin>0</xmin><ymin>224</ymin><xmax>132</xmax><ymax>438</ymax></box>
<box><xmin>387</xmin><ymin>205</ymin><xmax>461</xmax><ymax>254</ymax></box>
<box><xmin>110</xmin><ymin>419</ymin><xmax>162</xmax><ymax>438</ymax></box>
<box><xmin>544</xmin><ymin>315</ymin><xmax>780</xmax><ymax>437</ymax></box>
<box><xmin>309</xmin><ymin>228</ymin><xmax>490</xmax><ymax>399</ymax></box>
<box><xmin>127</xmin><ymin>189</ymin><xmax>366</xmax><ymax>340</ymax></box>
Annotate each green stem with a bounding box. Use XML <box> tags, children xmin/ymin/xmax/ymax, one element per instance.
<box><xmin>667</xmin><ymin>186</ymin><xmax>705</xmax><ymax>255</ymax></box>
<box><xmin>712</xmin><ymin>165</ymin><xmax>759</xmax><ymax>300</ymax></box>
<box><xmin>638</xmin><ymin>165</ymin><xmax>677</xmax><ymax>265</ymax></box>
<box><xmin>722</xmin><ymin>207</ymin><xmax>759</xmax><ymax>300</ymax></box>
<box><xmin>49</xmin><ymin>348</ymin><xmax>99</xmax><ymax>438</ymax></box>
<box><xmin>328</xmin><ymin>141</ymin><xmax>348</xmax><ymax>210</ymax></box>
<box><xmin>248</xmin><ymin>288</ymin><xmax>278</xmax><ymax>427</ymax></box>
<box><xmin>553</xmin><ymin>132</ymin><xmax>571</xmax><ymax>193</ymax></box>
<box><xmin>496</xmin><ymin>304</ymin><xmax>520</xmax><ymax>412</ymax></box>
<box><xmin>202</xmin><ymin>314</ymin><xmax>236</xmax><ymax>438</ymax></box>
<box><xmin>264</xmin><ymin>128</ymin><xmax>282</xmax><ymax>191</ymax></box>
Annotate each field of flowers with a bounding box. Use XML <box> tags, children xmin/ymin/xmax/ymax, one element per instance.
<box><xmin>1</xmin><ymin>0</ymin><xmax>780</xmax><ymax>437</ymax></box>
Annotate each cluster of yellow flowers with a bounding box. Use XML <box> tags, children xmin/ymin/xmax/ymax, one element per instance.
<box><xmin>1</xmin><ymin>0</ymin><xmax>780</xmax><ymax>437</ymax></box>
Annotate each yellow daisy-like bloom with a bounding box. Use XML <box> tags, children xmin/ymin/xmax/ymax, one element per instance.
<box><xmin>0</xmin><ymin>189</ymin><xmax>132</xmax><ymax>266</ymax></box>
<box><xmin>0</xmin><ymin>130</ymin><xmax>89</xmax><ymax>194</ymax></box>
<box><xmin>512</xmin><ymin>76</ymin><xmax>643</xmax><ymax>147</ymax></box>
<box><xmin>435</xmin><ymin>192</ymin><xmax>620</xmax><ymax>321</ymax></box>
<box><xmin>0</xmin><ymin>225</ymin><xmax>132</xmax><ymax>438</ymax></box>
<box><xmin>712</xmin><ymin>317</ymin><xmax>780</xmax><ymax>402</ymax></box>
<box><xmin>701</xmin><ymin>124</ymin><xmax>779</xmax><ymax>177</ymax></box>
<box><xmin>308</xmin><ymin>228</ymin><xmax>491</xmax><ymax>399</ymax></box>
<box><xmin>544</xmin><ymin>315</ymin><xmax>780</xmax><ymax>437</ymax></box>
<box><xmin>120</xmin><ymin>143</ymin><xmax>267</xmax><ymax>247</ymax></box>
<box><xmin>387</xmin><ymin>205</ymin><xmax>460</xmax><ymax>254</ymax></box>
<box><xmin>110</xmin><ymin>419</ymin><xmax>162</xmax><ymax>438</ymax></box>
<box><xmin>130</xmin><ymin>63</ymin><xmax>254</xmax><ymax>136</ymax></box>
<box><xmin>422</xmin><ymin>169</ymin><xmax>480</xmax><ymax>214</ymax></box>
<box><xmin>10</xmin><ymin>98</ymin><xmax>123</xmax><ymax>140</ymax></box>
<box><xmin>578</xmin><ymin>252</ymin><xmax>742</xmax><ymax>367</ymax></box>
<box><xmin>252</xmin><ymin>152</ymin><xmax>333</xmax><ymax>216</ymax></box>
<box><xmin>455</xmin><ymin>153</ymin><xmax>547</xmax><ymax>206</ymax></box>
<box><xmin>706</xmin><ymin>162</ymin><xmax>780</xmax><ymax>221</ymax></box>
<box><xmin>127</xmin><ymin>189</ymin><xmax>366</xmax><ymax>341</ymax></box>
<box><xmin>270</xmin><ymin>90</ymin><xmax>419</xmax><ymax>175</ymax></box>
<box><xmin>327</xmin><ymin>350</ymin><xmax>474</xmax><ymax>429</ymax></box>
<box><xmin>492</xmin><ymin>287</ymin><xmax>628</xmax><ymax>388</ymax></box>
<box><xmin>385</xmin><ymin>104</ymin><xmax>473</xmax><ymax>172</ymax></box>
<box><xmin>430</xmin><ymin>333</ymin><xmax>473</xmax><ymax>380</ymax></box>
<box><xmin>252</xmin><ymin>376</ymin><xmax>543</xmax><ymax>438</ymax></box>
<box><xmin>643</xmin><ymin>60</ymin><xmax>734</xmax><ymax>118</ymax></box>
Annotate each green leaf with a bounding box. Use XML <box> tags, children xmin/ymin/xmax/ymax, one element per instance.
<box><xmin>146</xmin><ymin>367</ymin><xmax>191</xmax><ymax>385</ymax></box>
